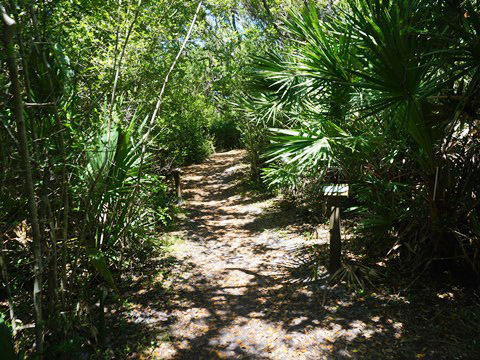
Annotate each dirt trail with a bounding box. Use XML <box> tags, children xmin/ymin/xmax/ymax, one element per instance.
<box><xmin>112</xmin><ymin>150</ymin><xmax>478</xmax><ymax>360</ymax></box>
<box><xmin>145</xmin><ymin>150</ymin><xmax>370</xmax><ymax>360</ymax></box>
<box><xmin>156</xmin><ymin>150</ymin><xmax>329</xmax><ymax>359</ymax></box>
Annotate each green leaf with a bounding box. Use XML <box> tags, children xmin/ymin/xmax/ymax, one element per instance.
<box><xmin>0</xmin><ymin>317</ymin><xmax>17</xmax><ymax>360</ymax></box>
<box><xmin>87</xmin><ymin>248</ymin><xmax>117</xmax><ymax>291</ymax></box>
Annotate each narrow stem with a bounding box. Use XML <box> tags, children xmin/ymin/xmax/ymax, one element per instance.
<box><xmin>1</xmin><ymin>6</ymin><xmax>44</xmax><ymax>356</ymax></box>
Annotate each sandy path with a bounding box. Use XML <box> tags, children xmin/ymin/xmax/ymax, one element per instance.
<box><xmin>150</xmin><ymin>150</ymin><xmax>356</xmax><ymax>359</ymax></box>
<box><xmin>111</xmin><ymin>150</ymin><xmax>478</xmax><ymax>360</ymax></box>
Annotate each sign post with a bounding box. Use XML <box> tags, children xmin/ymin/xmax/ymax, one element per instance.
<box><xmin>322</xmin><ymin>184</ymin><xmax>349</xmax><ymax>274</ymax></box>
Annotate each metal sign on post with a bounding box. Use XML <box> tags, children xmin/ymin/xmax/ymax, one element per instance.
<box><xmin>322</xmin><ymin>184</ymin><xmax>349</xmax><ymax>197</ymax></box>
<box><xmin>321</xmin><ymin>184</ymin><xmax>349</xmax><ymax>275</ymax></box>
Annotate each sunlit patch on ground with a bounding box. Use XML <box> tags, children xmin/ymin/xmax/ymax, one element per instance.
<box><xmin>108</xmin><ymin>150</ymin><xmax>480</xmax><ymax>359</ymax></box>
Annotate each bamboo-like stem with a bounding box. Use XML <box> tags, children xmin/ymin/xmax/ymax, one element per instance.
<box><xmin>111</xmin><ymin>0</ymin><xmax>123</xmax><ymax>82</ymax></box>
<box><xmin>9</xmin><ymin>0</ymin><xmax>42</xmax><ymax>165</ymax></box>
<box><xmin>46</xmin><ymin>201</ymin><xmax>59</xmax><ymax>322</ymax></box>
<box><xmin>1</xmin><ymin>6</ymin><xmax>44</xmax><ymax>356</ymax></box>
<box><xmin>28</xmin><ymin>6</ymin><xmax>70</xmax><ymax>311</ymax></box>
<box><xmin>8</xmin><ymin>0</ymin><xmax>32</xmax><ymax>102</ymax></box>
<box><xmin>37</xmin><ymin>169</ymin><xmax>49</xmax><ymax>321</ymax></box>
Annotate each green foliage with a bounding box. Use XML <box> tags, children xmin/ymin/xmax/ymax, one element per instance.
<box><xmin>209</xmin><ymin>115</ymin><xmax>241</xmax><ymax>150</ymax></box>
<box><xmin>0</xmin><ymin>317</ymin><xmax>21</xmax><ymax>360</ymax></box>
<box><xmin>158</xmin><ymin>97</ymin><xmax>215</xmax><ymax>165</ymax></box>
<box><xmin>245</xmin><ymin>0</ymin><xmax>480</xmax><ymax>274</ymax></box>
<box><xmin>1</xmin><ymin>0</ymin><xmax>286</xmax><ymax>356</ymax></box>
<box><xmin>145</xmin><ymin>175</ymin><xmax>175</xmax><ymax>228</ymax></box>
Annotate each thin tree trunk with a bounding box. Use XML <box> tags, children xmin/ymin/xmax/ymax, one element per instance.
<box><xmin>147</xmin><ymin>1</ymin><xmax>203</xmax><ymax>135</ymax></box>
<box><xmin>37</xmin><ymin>170</ymin><xmax>49</xmax><ymax>322</ymax></box>
<box><xmin>1</xmin><ymin>6</ymin><xmax>44</xmax><ymax>356</ymax></box>
<box><xmin>232</xmin><ymin>9</ymin><xmax>237</xmax><ymax>31</ymax></box>
<box><xmin>116</xmin><ymin>0</ymin><xmax>203</xmax><ymax>245</ymax></box>
<box><xmin>111</xmin><ymin>0</ymin><xmax>123</xmax><ymax>83</ymax></box>
<box><xmin>9</xmin><ymin>0</ymin><xmax>32</xmax><ymax>101</ymax></box>
<box><xmin>110</xmin><ymin>0</ymin><xmax>143</xmax><ymax>115</ymax></box>
<box><xmin>261</xmin><ymin>0</ymin><xmax>282</xmax><ymax>37</ymax></box>
<box><xmin>46</xmin><ymin>201</ymin><xmax>59</xmax><ymax>323</ymax></box>
<box><xmin>137</xmin><ymin>0</ymin><xmax>203</xmax><ymax>178</ymax></box>
<box><xmin>29</xmin><ymin>6</ymin><xmax>70</xmax><ymax>311</ymax></box>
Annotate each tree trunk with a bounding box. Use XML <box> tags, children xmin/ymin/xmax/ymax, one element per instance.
<box><xmin>46</xmin><ymin>201</ymin><xmax>59</xmax><ymax>323</ymax></box>
<box><xmin>261</xmin><ymin>0</ymin><xmax>282</xmax><ymax>37</ymax></box>
<box><xmin>2</xmin><ymin>6</ymin><xmax>44</xmax><ymax>357</ymax></box>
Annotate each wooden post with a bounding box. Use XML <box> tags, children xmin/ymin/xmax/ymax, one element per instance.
<box><xmin>322</xmin><ymin>184</ymin><xmax>348</xmax><ymax>275</ymax></box>
<box><xmin>172</xmin><ymin>168</ymin><xmax>182</xmax><ymax>202</ymax></box>
<box><xmin>328</xmin><ymin>197</ymin><xmax>341</xmax><ymax>274</ymax></box>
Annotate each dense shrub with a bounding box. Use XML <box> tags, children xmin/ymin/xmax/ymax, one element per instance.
<box><xmin>209</xmin><ymin>115</ymin><xmax>242</xmax><ymax>151</ymax></box>
<box><xmin>244</xmin><ymin>0</ymin><xmax>480</xmax><ymax>275</ymax></box>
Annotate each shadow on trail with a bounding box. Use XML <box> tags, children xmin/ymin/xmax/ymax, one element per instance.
<box><xmin>111</xmin><ymin>256</ymin><xmax>479</xmax><ymax>359</ymax></box>
<box><xmin>108</xmin><ymin>150</ymin><xmax>480</xmax><ymax>359</ymax></box>
<box><xmin>180</xmin><ymin>151</ymin><xmax>306</xmax><ymax>247</ymax></box>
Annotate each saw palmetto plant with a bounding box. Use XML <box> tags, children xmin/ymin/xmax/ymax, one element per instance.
<box><xmin>244</xmin><ymin>0</ymin><xmax>480</xmax><ymax>273</ymax></box>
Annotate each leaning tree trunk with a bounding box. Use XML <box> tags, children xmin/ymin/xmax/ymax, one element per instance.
<box><xmin>1</xmin><ymin>6</ymin><xmax>44</xmax><ymax>357</ymax></box>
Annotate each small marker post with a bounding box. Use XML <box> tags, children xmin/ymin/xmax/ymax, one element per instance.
<box><xmin>322</xmin><ymin>184</ymin><xmax>349</xmax><ymax>275</ymax></box>
<box><xmin>172</xmin><ymin>168</ymin><xmax>182</xmax><ymax>203</ymax></box>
